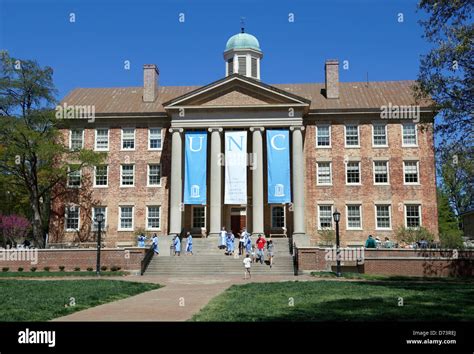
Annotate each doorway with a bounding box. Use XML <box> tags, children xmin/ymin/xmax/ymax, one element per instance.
<box><xmin>230</xmin><ymin>207</ymin><xmax>246</xmax><ymax>235</ymax></box>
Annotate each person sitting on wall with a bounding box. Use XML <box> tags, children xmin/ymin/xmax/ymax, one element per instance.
<box><xmin>383</xmin><ymin>237</ymin><xmax>393</xmax><ymax>248</ymax></box>
<box><xmin>365</xmin><ymin>235</ymin><xmax>377</xmax><ymax>249</ymax></box>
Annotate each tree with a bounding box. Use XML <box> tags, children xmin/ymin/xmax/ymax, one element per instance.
<box><xmin>0</xmin><ymin>53</ymin><xmax>105</xmax><ymax>247</ymax></box>
<box><xmin>437</xmin><ymin>188</ymin><xmax>464</xmax><ymax>248</ymax></box>
<box><xmin>415</xmin><ymin>0</ymin><xmax>473</xmax><ymax>146</ymax></box>
<box><xmin>0</xmin><ymin>214</ymin><xmax>31</xmax><ymax>247</ymax></box>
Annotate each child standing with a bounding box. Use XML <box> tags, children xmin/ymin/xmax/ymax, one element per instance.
<box><xmin>243</xmin><ymin>254</ymin><xmax>252</xmax><ymax>279</ymax></box>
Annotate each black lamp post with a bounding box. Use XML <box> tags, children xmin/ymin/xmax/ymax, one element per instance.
<box><xmin>332</xmin><ymin>209</ymin><xmax>342</xmax><ymax>277</ymax></box>
<box><xmin>94</xmin><ymin>213</ymin><xmax>104</xmax><ymax>276</ymax></box>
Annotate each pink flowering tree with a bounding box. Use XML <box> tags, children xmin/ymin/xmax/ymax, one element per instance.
<box><xmin>0</xmin><ymin>214</ymin><xmax>31</xmax><ymax>246</ymax></box>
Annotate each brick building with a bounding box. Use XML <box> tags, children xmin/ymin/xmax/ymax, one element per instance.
<box><xmin>50</xmin><ymin>30</ymin><xmax>438</xmax><ymax>247</ymax></box>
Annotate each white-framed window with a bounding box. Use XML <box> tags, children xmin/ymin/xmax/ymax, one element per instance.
<box><xmin>148</xmin><ymin>164</ymin><xmax>161</xmax><ymax>186</ymax></box>
<box><xmin>345</xmin><ymin>124</ymin><xmax>360</xmax><ymax>147</ymax></box>
<box><xmin>149</xmin><ymin>128</ymin><xmax>163</xmax><ymax>150</ymax></box>
<box><xmin>95</xmin><ymin>128</ymin><xmax>109</xmax><ymax>151</ymax></box>
<box><xmin>316</xmin><ymin>125</ymin><xmax>331</xmax><ymax>147</ymax></box>
<box><xmin>346</xmin><ymin>205</ymin><xmax>362</xmax><ymax>229</ymax></box>
<box><xmin>94</xmin><ymin>165</ymin><xmax>108</xmax><ymax>187</ymax></box>
<box><xmin>402</xmin><ymin>123</ymin><xmax>418</xmax><ymax>146</ymax></box>
<box><xmin>271</xmin><ymin>206</ymin><xmax>285</xmax><ymax>228</ymax></box>
<box><xmin>192</xmin><ymin>206</ymin><xmax>206</xmax><ymax>228</ymax></box>
<box><xmin>372</xmin><ymin>124</ymin><xmax>387</xmax><ymax>147</ymax></box>
<box><xmin>146</xmin><ymin>206</ymin><xmax>161</xmax><ymax>230</ymax></box>
<box><xmin>405</xmin><ymin>204</ymin><xmax>421</xmax><ymax>228</ymax></box>
<box><xmin>317</xmin><ymin>162</ymin><xmax>332</xmax><ymax>185</ymax></box>
<box><xmin>65</xmin><ymin>205</ymin><xmax>80</xmax><ymax>231</ymax></box>
<box><xmin>92</xmin><ymin>206</ymin><xmax>107</xmax><ymax>230</ymax></box>
<box><xmin>403</xmin><ymin>161</ymin><xmax>419</xmax><ymax>184</ymax></box>
<box><xmin>120</xmin><ymin>164</ymin><xmax>135</xmax><ymax>187</ymax></box>
<box><xmin>346</xmin><ymin>161</ymin><xmax>361</xmax><ymax>184</ymax></box>
<box><xmin>373</xmin><ymin>161</ymin><xmax>389</xmax><ymax>184</ymax></box>
<box><xmin>67</xmin><ymin>167</ymin><xmax>81</xmax><ymax>188</ymax></box>
<box><xmin>119</xmin><ymin>206</ymin><xmax>134</xmax><ymax>230</ymax></box>
<box><xmin>375</xmin><ymin>205</ymin><xmax>391</xmax><ymax>230</ymax></box>
<box><xmin>70</xmin><ymin>129</ymin><xmax>84</xmax><ymax>150</ymax></box>
<box><xmin>318</xmin><ymin>205</ymin><xmax>333</xmax><ymax>230</ymax></box>
<box><xmin>121</xmin><ymin>128</ymin><xmax>135</xmax><ymax>150</ymax></box>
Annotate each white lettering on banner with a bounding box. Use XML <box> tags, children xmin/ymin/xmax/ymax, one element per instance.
<box><xmin>270</xmin><ymin>134</ymin><xmax>286</xmax><ymax>150</ymax></box>
<box><xmin>188</xmin><ymin>136</ymin><xmax>204</xmax><ymax>152</ymax></box>
<box><xmin>224</xmin><ymin>131</ymin><xmax>247</xmax><ymax>204</ymax></box>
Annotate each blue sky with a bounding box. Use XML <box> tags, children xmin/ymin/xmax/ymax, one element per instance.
<box><xmin>0</xmin><ymin>0</ymin><xmax>430</xmax><ymax>100</ymax></box>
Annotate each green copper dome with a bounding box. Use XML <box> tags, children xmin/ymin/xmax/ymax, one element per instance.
<box><xmin>225</xmin><ymin>32</ymin><xmax>261</xmax><ymax>51</ymax></box>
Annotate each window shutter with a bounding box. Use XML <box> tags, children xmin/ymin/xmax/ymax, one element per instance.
<box><xmin>251</xmin><ymin>57</ymin><xmax>257</xmax><ymax>78</ymax></box>
<box><xmin>238</xmin><ymin>56</ymin><xmax>246</xmax><ymax>75</ymax></box>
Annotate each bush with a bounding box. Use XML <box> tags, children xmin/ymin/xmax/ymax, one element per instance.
<box><xmin>18</xmin><ymin>267</ymin><xmax>24</xmax><ymax>272</ymax></box>
<box><xmin>439</xmin><ymin>230</ymin><xmax>464</xmax><ymax>249</ymax></box>
<box><xmin>87</xmin><ymin>267</ymin><xmax>93</xmax><ymax>272</ymax></box>
<box><xmin>100</xmin><ymin>266</ymin><xmax>108</xmax><ymax>271</ymax></box>
<box><xmin>395</xmin><ymin>226</ymin><xmax>435</xmax><ymax>245</ymax></box>
<box><xmin>30</xmin><ymin>267</ymin><xmax>37</xmax><ymax>272</ymax></box>
<box><xmin>43</xmin><ymin>267</ymin><xmax>50</xmax><ymax>272</ymax></box>
<box><xmin>317</xmin><ymin>229</ymin><xmax>335</xmax><ymax>246</ymax></box>
<box><xmin>59</xmin><ymin>266</ymin><xmax>65</xmax><ymax>272</ymax></box>
<box><xmin>74</xmin><ymin>267</ymin><xmax>80</xmax><ymax>272</ymax></box>
<box><xmin>2</xmin><ymin>267</ymin><xmax>9</xmax><ymax>272</ymax></box>
<box><xmin>111</xmin><ymin>266</ymin><xmax>121</xmax><ymax>272</ymax></box>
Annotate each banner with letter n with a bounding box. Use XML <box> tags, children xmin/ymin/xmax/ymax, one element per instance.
<box><xmin>266</xmin><ymin>129</ymin><xmax>291</xmax><ymax>203</ymax></box>
<box><xmin>224</xmin><ymin>131</ymin><xmax>247</xmax><ymax>204</ymax></box>
<box><xmin>184</xmin><ymin>131</ymin><xmax>207</xmax><ymax>205</ymax></box>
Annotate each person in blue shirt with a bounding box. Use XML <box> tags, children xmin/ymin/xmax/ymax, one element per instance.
<box><xmin>174</xmin><ymin>235</ymin><xmax>181</xmax><ymax>256</ymax></box>
<box><xmin>151</xmin><ymin>233</ymin><xmax>159</xmax><ymax>255</ymax></box>
<box><xmin>365</xmin><ymin>235</ymin><xmax>377</xmax><ymax>248</ymax></box>
<box><xmin>137</xmin><ymin>233</ymin><xmax>146</xmax><ymax>247</ymax></box>
<box><xmin>185</xmin><ymin>232</ymin><xmax>193</xmax><ymax>255</ymax></box>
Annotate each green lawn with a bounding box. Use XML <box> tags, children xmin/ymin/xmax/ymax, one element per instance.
<box><xmin>191</xmin><ymin>280</ymin><xmax>474</xmax><ymax>321</ymax></box>
<box><xmin>0</xmin><ymin>279</ymin><xmax>160</xmax><ymax>321</ymax></box>
<box><xmin>0</xmin><ymin>271</ymin><xmax>128</xmax><ymax>277</ymax></box>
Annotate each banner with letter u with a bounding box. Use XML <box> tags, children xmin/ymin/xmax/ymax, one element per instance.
<box><xmin>224</xmin><ymin>131</ymin><xmax>247</xmax><ymax>204</ymax></box>
<box><xmin>267</xmin><ymin>130</ymin><xmax>291</xmax><ymax>203</ymax></box>
<box><xmin>184</xmin><ymin>131</ymin><xmax>207</xmax><ymax>204</ymax></box>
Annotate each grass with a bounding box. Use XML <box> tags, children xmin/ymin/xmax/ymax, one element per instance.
<box><xmin>191</xmin><ymin>280</ymin><xmax>474</xmax><ymax>321</ymax></box>
<box><xmin>311</xmin><ymin>271</ymin><xmax>474</xmax><ymax>282</ymax></box>
<box><xmin>0</xmin><ymin>271</ymin><xmax>129</xmax><ymax>277</ymax></box>
<box><xmin>0</xmin><ymin>279</ymin><xmax>160</xmax><ymax>321</ymax></box>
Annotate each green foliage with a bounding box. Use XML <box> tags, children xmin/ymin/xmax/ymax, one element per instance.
<box><xmin>74</xmin><ymin>267</ymin><xmax>80</xmax><ymax>272</ymax></box>
<box><xmin>134</xmin><ymin>228</ymin><xmax>148</xmax><ymax>237</ymax></box>
<box><xmin>100</xmin><ymin>266</ymin><xmax>107</xmax><ymax>271</ymax></box>
<box><xmin>30</xmin><ymin>267</ymin><xmax>37</xmax><ymax>272</ymax></box>
<box><xmin>317</xmin><ymin>229</ymin><xmax>335</xmax><ymax>246</ymax></box>
<box><xmin>17</xmin><ymin>267</ymin><xmax>23</xmax><ymax>272</ymax></box>
<box><xmin>43</xmin><ymin>267</ymin><xmax>50</xmax><ymax>272</ymax></box>
<box><xmin>437</xmin><ymin>188</ymin><xmax>464</xmax><ymax>248</ymax></box>
<box><xmin>86</xmin><ymin>267</ymin><xmax>93</xmax><ymax>272</ymax></box>
<box><xmin>2</xmin><ymin>267</ymin><xmax>9</xmax><ymax>272</ymax></box>
<box><xmin>59</xmin><ymin>266</ymin><xmax>65</xmax><ymax>271</ymax></box>
<box><xmin>395</xmin><ymin>226</ymin><xmax>435</xmax><ymax>245</ymax></box>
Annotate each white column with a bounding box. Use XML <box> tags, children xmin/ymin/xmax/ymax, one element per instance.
<box><xmin>169</xmin><ymin>128</ymin><xmax>183</xmax><ymax>236</ymax></box>
<box><xmin>290</xmin><ymin>126</ymin><xmax>307</xmax><ymax>242</ymax></box>
<box><xmin>208</xmin><ymin>127</ymin><xmax>223</xmax><ymax>237</ymax></box>
<box><xmin>250</xmin><ymin>127</ymin><xmax>264</xmax><ymax>236</ymax></box>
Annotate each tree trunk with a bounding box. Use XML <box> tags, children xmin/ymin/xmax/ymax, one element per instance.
<box><xmin>30</xmin><ymin>192</ymin><xmax>45</xmax><ymax>248</ymax></box>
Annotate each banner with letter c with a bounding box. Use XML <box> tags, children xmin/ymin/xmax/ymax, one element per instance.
<box><xmin>224</xmin><ymin>131</ymin><xmax>247</xmax><ymax>204</ymax></box>
<box><xmin>267</xmin><ymin>130</ymin><xmax>291</xmax><ymax>203</ymax></box>
<box><xmin>184</xmin><ymin>131</ymin><xmax>207</xmax><ymax>204</ymax></box>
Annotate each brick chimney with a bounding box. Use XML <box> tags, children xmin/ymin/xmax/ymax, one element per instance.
<box><xmin>325</xmin><ymin>59</ymin><xmax>339</xmax><ymax>99</ymax></box>
<box><xmin>143</xmin><ymin>64</ymin><xmax>159</xmax><ymax>102</ymax></box>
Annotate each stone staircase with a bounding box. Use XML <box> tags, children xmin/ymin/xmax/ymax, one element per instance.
<box><xmin>144</xmin><ymin>238</ymin><xmax>295</xmax><ymax>275</ymax></box>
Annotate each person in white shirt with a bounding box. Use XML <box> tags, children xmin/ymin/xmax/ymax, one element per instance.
<box><xmin>219</xmin><ymin>227</ymin><xmax>227</xmax><ymax>249</ymax></box>
<box><xmin>243</xmin><ymin>254</ymin><xmax>252</xmax><ymax>279</ymax></box>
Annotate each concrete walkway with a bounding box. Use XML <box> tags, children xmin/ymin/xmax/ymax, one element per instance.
<box><xmin>53</xmin><ymin>274</ymin><xmax>311</xmax><ymax>321</ymax></box>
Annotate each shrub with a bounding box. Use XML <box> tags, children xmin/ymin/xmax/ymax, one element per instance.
<box><xmin>74</xmin><ymin>267</ymin><xmax>80</xmax><ymax>272</ymax></box>
<box><xmin>439</xmin><ymin>230</ymin><xmax>464</xmax><ymax>249</ymax></box>
<box><xmin>317</xmin><ymin>229</ymin><xmax>335</xmax><ymax>246</ymax></box>
<box><xmin>87</xmin><ymin>267</ymin><xmax>93</xmax><ymax>272</ymax></box>
<box><xmin>59</xmin><ymin>266</ymin><xmax>65</xmax><ymax>272</ymax></box>
<box><xmin>43</xmin><ymin>267</ymin><xmax>50</xmax><ymax>272</ymax></box>
<box><xmin>395</xmin><ymin>226</ymin><xmax>435</xmax><ymax>245</ymax></box>
<box><xmin>30</xmin><ymin>267</ymin><xmax>37</xmax><ymax>272</ymax></box>
<box><xmin>100</xmin><ymin>266</ymin><xmax>108</xmax><ymax>271</ymax></box>
<box><xmin>18</xmin><ymin>267</ymin><xmax>24</xmax><ymax>272</ymax></box>
<box><xmin>2</xmin><ymin>267</ymin><xmax>9</xmax><ymax>272</ymax></box>
<box><xmin>110</xmin><ymin>266</ymin><xmax>121</xmax><ymax>272</ymax></box>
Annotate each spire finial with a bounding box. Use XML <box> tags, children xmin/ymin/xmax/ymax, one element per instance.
<box><xmin>240</xmin><ymin>17</ymin><xmax>246</xmax><ymax>33</ymax></box>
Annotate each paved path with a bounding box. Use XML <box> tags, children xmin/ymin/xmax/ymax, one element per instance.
<box><xmin>52</xmin><ymin>274</ymin><xmax>311</xmax><ymax>321</ymax></box>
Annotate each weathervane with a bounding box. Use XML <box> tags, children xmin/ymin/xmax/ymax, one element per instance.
<box><xmin>240</xmin><ymin>17</ymin><xmax>246</xmax><ymax>33</ymax></box>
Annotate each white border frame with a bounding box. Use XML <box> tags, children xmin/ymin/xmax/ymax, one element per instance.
<box><xmin>148</xmin><ymin>127</ymin><xmax>163</xmax><ymax>151</ymax></box>
<box><xmin>94</xmin><ymin>128</ymin><xmax>109</xmax><ymax>151</ymax></box>
<box><xmin>401</xmin><ymin>123</ymin><xmax>418</xmax><ymax>147</ymax></box>
<box><xmin>346</xmin><ymin>204</ymin><xmax>363</xmax><ymax>230</ymax></box>
<box><xmin>373</xmin><ymin>160</ymin><xmax>390</xmax><ymax>185</ymax></box>
<box><xmin>344</xmin><ymin>124</ymin><xmax>360</xmax><ymax>148</ymax></box>
<box><xmin>317</xmin><ymin>204</ymin><xmax>333</xmax><ymax>230</ymax></box>
<box><xmin>345</xmin><ymin>161</ymin><xmax>362</xmax><ymax>185</ymax></box>
<box><xmin>93</xmin><ymin>165</ymin><xmax>109</xmax><ymax>188</ymax></box>
<box><xmin>146</xmin><ymin>205</ymin><xmax>161</xmax><ymax>231</ymax></box>
<box><xmin>121</xmin><ymin>128</ymin><xmax>136</xmax><ymax>151</ymax></box>
<box><xmin>69</xmin><ymin>129</ymin><xmax>84</xmax><ymax>150</ymax></box>
<box><xmin>374</xmin><ymin>204</ymin><xmax>392</xmax><ymax>230</ymax></box>
<box><xmin>372</xmin><ymin>123</ymin><xmax>388</xmax><ymax>148</ymax></box>
<box><xmin>65</xmin><ymin>204</ymin><xmax>80</xmax><ymax>231</ymax></box>
<box><xmin>118</xmin><ymin>205</ymin><xmax>134</xmax><ymax>231</ymax></box>
<box><xmin>317</xmin><ymin>161</ymin><xmax>332</xmax><ymax>186</ymax></box>
<box><xmin>403</xmin><ymin>160</ymin><xmax>420</xmax><ymax>185</ymax></box>
<box><xmin>404</xmin><ymin>204</ymin><xmax>422</xmax><ymax>228</ymax></box>
<box><xmin>147</xmin><ymin>164</ymin><xmax>162</xmax><ymax>187</ymax></box>
<box><xmin>316</xmin><ymin>124</ymin><xmax>332</xmax><ymax>148</ymax></box>
<box><xmin>120</xmin><ymin>164</ymin><xmax>135</xmax><ymax>188</ymax></box>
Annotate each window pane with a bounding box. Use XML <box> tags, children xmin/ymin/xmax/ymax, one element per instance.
<box><xmin>346</xmin><ymin>162</ymin><xmax>360</xmax><ymax>183</ymax></box>
<box><xmin>317</xmin><ymin>162</ymin><xmax>331</xmax><ymax>184</ymax></box>
<box><xmin>403</xmin><ymin>124</ymin><xmax>417</xmax><ymax>145</ymax></box>
<box><xmin>373</xmin><ymin>125</ymin><xmax>387</xmax><ymax>145</ymax></box>
<box><xmin>347</xmin><ymin>205</ymin><xmax>361</xmax><ymax>228</ymax></box>
<box><xmin>66</xmin><ymin>206</ymin><xmax>79</xmax><ymax>230</ymax></box>
<box><xmin>317</xmin><ymin>126</ymin><xmax>330</xmax><ymax>146</ymax></box>
<box><xmin>147</xmin><ymin>206</ymin><xmax>160</xmax><ymax>229</ymax></box>
<box><xmin>404</xmin><ymin>161</ymin><xmax>419</xmax><ymax>183</ymax></box>
<box><xmin>319</xmin><ymin>205</ymin><xmax>332</xmax><ymax>229</ymax></box>
<box><xmin>272</xmin><ymin>207</ymin><xmax>285</xmax><ymax>228</ymax></box>
<box><xmin>120</xmin><ymin>207</ymin><xmax>133</xmax><ymax>229</ymax></box>
<box><xmin>149</xmin><ymin>128</ymin><xmax>162</xmax><ymax>149</ymax></box>
<box><xmin>376</xmin><ymin>205</ymin><xmax>391</xmax><ymax>229</ymax></box>
<box><xmin>68</xmin><ymin>168</ymin><xmax>81</xmax><ymax>187</ymax></box>
<box><xmin>121</xmin><ymin>165</ymin><xmax>134</xmax><ymax>186</ymax></box>
<box><xmin>95</xmin><ymin>165</ymin><xmax>108</xmax><ymax>186</ymax></box>
<box><xmin>71</xmin><ymin>130</ymin><xmax>83</xmax><ymax>149</ymax></box>
<box><xmin>96</xmin><ymin>129</ymin><xmax>109</xmax><ymax>149</ymax></box>
<box><xmin>192</xmin><ymin>207</ymin><xmax>205</xmax><ymax>228</ymax></box>
<box><xmin>374</xmin><ymin>161</ymin><xmax>388</xmax><ymax>183</ymax></box>
<box><xmin>406</xmin><ymin>205</ymin><xmax>420</xmax><ymax>228</ymax></box>
<box><xmin>346</xmin><ymin>125</ymin><xmax>359</xmax><ymax>146</ymax></box>
<box><xmin>148</xmin><ymin>164</ymin><xmax>161</xmax><ymax>185</ymax></box>
<box><xmin>122</xmin><ymin>128</ymin><xmax>135</xmax><ymax>149</ymax></box>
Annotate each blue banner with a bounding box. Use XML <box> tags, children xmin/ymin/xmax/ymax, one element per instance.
<box><xmin>266</xmin><ymin>130</ymin><xmax>291</xmax><ymax>204</ymax></box>
<box><xmin>184</xmin><ymin>131</ymin><xmax>207</xmax><ymax>204</ymax></box>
